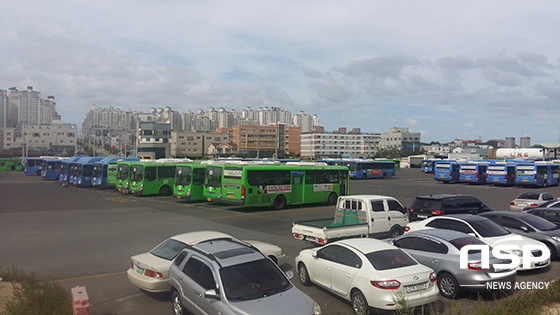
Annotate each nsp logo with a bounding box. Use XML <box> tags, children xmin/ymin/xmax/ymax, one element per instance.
<box><xmin>459</xmin><ymin>235</ymin><xmax>550</xmax><ymax>270</ymax></box>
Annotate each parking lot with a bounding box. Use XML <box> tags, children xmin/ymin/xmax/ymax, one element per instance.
<box><xmin>1</xmin><ymin>168</ymin><xmax>560</xmax><ymax>314</ymax></box>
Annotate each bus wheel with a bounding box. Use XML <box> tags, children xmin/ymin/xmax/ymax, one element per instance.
<box><xmin>36</xmin><ymin>170</ymin><xmax>41</xmax><ymax>176</ymax></box>
<box><xmin>159</xmin><ymin>185</ymin><xmax>172</xmax><ymax>196</ymax></box>
<box><xmin>362</xmin><ymin>174</ymin><xmax>367</xmax><ymax>179</ymax></box>
<box><xmin>327</xmin><ymin>192</ymin><xmax>337</xmax><ymax>205</ymax></box>
<box><xmin>272</xmin><ymin>195</ymin><xmax>286</xmax><ymax>210</ymax></box>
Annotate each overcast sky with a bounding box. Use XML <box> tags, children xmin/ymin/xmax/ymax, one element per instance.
<box><xmin>2</xmin><ymin>1</ymin><xmax>560</xmax><ymax>144</ymax></box>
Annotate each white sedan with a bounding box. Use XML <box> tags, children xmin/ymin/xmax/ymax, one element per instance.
<box><xmin>295</xmin><ymin>238</ymin><xmax>438</xmax><ymax>314</ymax></box>
<box><xmin>510</xmin><ymin>192</ymin><xmax>556</xmax><ymax>211</ymax></box>
<box><xmin>127</xmin><ymin>231</ymin><xmax>286</xmax><ymax>292</ymax></box>
<box><xmin>405</xmin><ymin>214</ymin><xmax>551</xmax><ymax>271</ymax></box>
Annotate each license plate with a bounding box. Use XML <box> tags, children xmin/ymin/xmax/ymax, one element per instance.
<box><xmin>466</xmin><ymin>177</ymin><xmax>471</xmax><ymax>180</ymax></box>
<box><xmin>417</xmin><ymin>214</ymin><xmax>428</xmax><ymax>219</ymax></box>
<box><xmin>406</xmin><ymin>283</ymin><xmax>426</xmax><ymax>293</ymax></box>
<box><xmin>440</xmin><ymin>175</ymin><xmax>444</xmax><ymax>178</ymax></box>
<box><xmin>207</xmin><ymin>197</ymin><xmax>212</xmax><ymax>202</ymax></box>
<box><xmin>494</xmin><ymin>178</ymin><xmax>498</xmax><ymax>181</ymax></box>
<box><xmin>518</xmin><ymin>203</ymin><xmax>527</xmax><ymax>207</ymax></box>
<box><xmin>177</xmin><ymin>196</ymin><xmax>181</xmax><ymax>200</ymax></box>
<box><xmin>523</xmin><ymin>179</ymin><xmax>528</xmax><ymax>181</ymax></box>
<box><xmin>136</xmin><ymin>266</ymin><xmax>144</xmax><ymax>275</ymax></box>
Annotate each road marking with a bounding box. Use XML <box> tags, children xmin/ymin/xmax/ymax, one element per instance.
<box><xmin>105</xmin><ymin>197</ymin><xmax>137</xmax><ymax>203</ymax></box>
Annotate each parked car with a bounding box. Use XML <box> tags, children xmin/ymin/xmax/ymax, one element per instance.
<box><xmin>127</xmin><ymin>231</ymin><xmax>286</xmax><ymax>293</ymax></box>
<box><xmin>169</xmin><ymin>232</ymin><xmax>320</xmax><ymax>315</ymax></box>
<box><xmin>408</xmin><ymin>194</ymin><xmax>494</xmax><ymax>221</ymax></box>
<box><xmin>480</xmin><ymin>211</ymin><xmax>560</xmax><ymax>259</ymax></box>
<box><xmin>295</xmin><ymin>238</ymin><xmax>439</xmax><ymax>314</ymax></box>
<box><xmin>523</xmin><ymin>200</ymin><xmax>560</xmax><ymax>212</ymax></box>
<box><xmin>292</xmin><ymin>195</ymin><xmax>409</xmax><ymax>245</ymax></box>
<box><xmin>405</xmin><ymin>214</ymin><xmax>550</xmax><ymax>271</ymax></box>
<box><xmin>510</xmin><ymin>192</ymin><xmax>556</xmax><ymax>211</ymax></box>
<box><xmin>392</xmin><ymin>229</ymin><xmax>517</xmax><ymax>299</ymax></box>
<box><xmin>527</xmin><ymin>207</ymin><xmax>560</xmax><ymax>225</ymax></box>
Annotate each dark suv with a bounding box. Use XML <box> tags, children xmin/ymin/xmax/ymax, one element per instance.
<box><xmin>169</xmin><ymin>233</ymin><xmax>320</xmax><ymax>315</ymax></box>
<box><xmin>409</xmin><ymin>194</ymin><xmax>494</xmax><ymax>221</ymax></box>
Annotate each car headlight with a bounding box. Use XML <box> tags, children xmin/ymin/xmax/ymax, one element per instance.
<box><xmin>552</xmin><ymin>236</ymin><xmax>560</xmax><ymax>243</ymax></box>
<box><xmin>313</xmin><ymin>301</ymin><xmax>321</xmax><ymax>315</ymax></box>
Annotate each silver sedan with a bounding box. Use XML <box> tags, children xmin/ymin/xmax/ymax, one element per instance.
<box><xmin>392</xmin><ymin>229</ymin><xmax>517</xmax><ymax>299</ymax></box>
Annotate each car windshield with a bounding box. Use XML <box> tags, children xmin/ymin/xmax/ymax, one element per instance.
<box><xmin>366</xmin><ymin>249</ymin><xmax>417</xmax><ymax>271</ymax></box>
<box><xmin>469</xmin><ymin>219</ymin><xmax>510</xmax><ymax>237</ymax></box>
<box><xmin>150</xmin><ymin>239</ymin><xmax>187</xmax><ymax>260</ymax></box>
<box><xmin>517</xmin><ymin>193</ymin><xmax>540</xmax><ymax>200</ymax></box>
<box><xmin>521</xmin><ymin>215</ymin><xmax>560</xmax><ymax>231</ymax></box>
<box><xmin>220</xmin><ymin>259</ymin><xmax>291</xmax><ymax>301</ymax></box>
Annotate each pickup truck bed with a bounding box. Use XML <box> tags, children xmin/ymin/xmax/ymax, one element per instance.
<box><xmin>292</xmin><ymin>218</ymin><xmax>369</xmax><ymax>245</ymax></box>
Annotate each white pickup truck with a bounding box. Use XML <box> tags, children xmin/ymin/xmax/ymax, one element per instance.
<box><xmin>292</xmin><ymin>195</ymin><xmax>409</xmax><ymax>245</ymax></box>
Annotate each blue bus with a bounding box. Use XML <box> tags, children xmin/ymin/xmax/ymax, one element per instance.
<box><xmin>434</xmin><ymin>160</ymin><xmax>461</xmax><ymax>183</ymax></box>
<box><xmin>515</xmin><ymin>162</ymin><xmax>560</xmax><ymax>187</ymax></box>
<box><xmin>350</xmin><ymin>160</ymin><xmax>396</xmax><ymax>179</ymax></box>
<box><xmin>24</xmin><ymin>157</ymin><xmax>44</xmax><ymax>175</ymax></box>
<box><xmin>41</xmin><ymin>158</ymin><xmax>66</xmax><ymax>179</ymax></box>
<box><xmin>92</xmin><ymin>157</ymin><xmax>139</xmax><ymax>188</ymax></box>
<box><xmin>459</xmin><ymin>162</ymin><xmax>490</xmax><ymax>184</ymax></box>
<box><xmin>71</xmin><ymin>156</ymin><xmax>105</xmax><ymax>187</ymax></box>
<box><xmin>421</xmin><ymin>159</ymin><xmax>444</xmax><ymax>174</ymax></box>
<box><xmin>486</xmin><ymin>162</ymin><xmax>517</xmax><ymax>186</ymax></box>
<box><xmin>319</xmin><ymin>158</ymin><xmax>395</xmax><ymax>179</ymax></box>
<box><xmin>58</xmin><ymin>156</ymin><xmax>84</xmax><ymax>185</ymax></box>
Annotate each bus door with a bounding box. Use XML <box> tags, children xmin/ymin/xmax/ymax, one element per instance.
<box><xmin>478</xmin><ymin>165</ymin><xmax>488</xmax><ymax>184</ymax></box>
<box><xmin>291</xmin><ymin>170</ymin><xmax>304</xmax><ymax>204</ymax></box>
<box><xmin>340</xmin><ymin>171</ymin><xmax>348</xmax><ymax>196</ymax></box>
<box><xmin>451</xmin><ymin>163</ymin><xmax>460</xmax><ymax>182</ymax></box>
<box><xmin>506</xmin><ymin>165</ymin><xmax>516</xmax><ymax>185</ymax></box>
<box><xmin>537</xmin><ymin>165</ymin><xmax>549</xmax><ymax>186</ymax></box>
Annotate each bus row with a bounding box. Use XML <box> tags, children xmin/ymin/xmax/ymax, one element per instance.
<box><xmin>425</xmin><ymin>159</ymin><xmax>560</xmax><ymax>187</ymax></box>
<box><xmin>39</xmin><ymin>158</ymin><xmax>351</xmax><ymax>210</ymax></box>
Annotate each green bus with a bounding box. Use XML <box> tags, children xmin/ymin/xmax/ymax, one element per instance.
<box><xmin>129</xmin><ymin>161</ymin><xmax>177</xmax><ymax>196</ymax></box>
<box><xmin>0</xmin><ymin>158</ymin><xmax>23</xmax><ymax>171</ymax></box>
<box><xmin>201</xmin><ymin>160</ymin><xmax>278</xmax><ymax>201</ymax></box>
<box><xmin>219</xmin><ymin>162</ymin><xmax>349</xmax><ymax>210</ymax></box>
<box><xmin>106</xmin><ymin>160</ymin><xmax>119</xmax><ymax>189</ymax></box>
<box><xmin>116</xmin><ymin>160</ymin><xmax>137</xmax><ymax>193</ymax></box>
<box><xmin>202</xmin><ymin>162</ymin><xmax>225</xmax><ymax>201</ymax></box>
<box><xmin>173</xmin><ymin>162</ymin><xmax>205</xmax><ymax>201</ymax></box>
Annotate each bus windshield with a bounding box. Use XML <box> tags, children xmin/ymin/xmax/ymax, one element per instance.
<box><xmin>176</xmin><ymin>166</ymin><xmax>192</xmax><ymax>185</ymax></box>
<box><xmin>117</xmin><ymin>164</ymin><xmax>130</xmax><ymax>180</ymax></box>
<box><xmin>131</xmin><ymin>165</ymin><xmax>144</xmax><ymax>182</ymax></box>
<box><xmin>205</xmin><ymin>166</ymin><xmax>223</xmax><ymax>188</ymax></box>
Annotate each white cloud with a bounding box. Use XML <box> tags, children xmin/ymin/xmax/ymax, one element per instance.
<box><xmin>1</xmin><ymin>0</ymin><xmax>560</xmax><ymax>143</ymax></box>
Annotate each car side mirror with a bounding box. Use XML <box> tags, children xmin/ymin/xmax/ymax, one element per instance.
<box><xmin>285</xmin><ymin>270</ymin><xmax>294</xmax><ymax>280</ymax></box>
<box><xmin>520</xmin><ymin>226</ymin><xmax>530</xmax><ymax>232</ymax></box>
<box><xmin>312</xmin><ymin>252</ymin><xmax>318</xmax><ymax>259</ymax></box>
<box><xmin>468</xmin><ymin>233</ymin><xmax>477</xmax><ymax>238</ymax></box>
<box><xmin>204</xmin><ymin>289</ymin><xmax>220</xmax><ymax>300</ymax></box>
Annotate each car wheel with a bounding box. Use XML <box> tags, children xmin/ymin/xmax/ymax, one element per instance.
<box><xmin>351</xmin><ymin>290</ymin><xmax>369</xmax><ymax>315</ymax></box>
<box><xmin>272</xmin><ymin>195</ymin><xmax>286</xmax><ymax>210</ymax></box>
<box><xmin>327</xmin><ymin>192</ymin><xmax>338</xmax><ymax>205</ymax></box>
<box><xmin>171</xmin><ymin>290</ymin><xmax>185</xmax><ymax>315</ymax></box>
<box><xmin>438</xmin><ymin>272</ymin><xmax>460</xmax><ymax>299</ymax></box>
<box><xmin>159</xmin><ymin>185</ymin><xmax>172</xmax><ymax>196</ymax></box>
<box><xmin>389</xmin><ymin>226</ymin><xmax>402</xmax><ymax>238</ymax></box>
<box><xmin>298</xmin><ymin>263</ymin><xmax>312</xmax><ymax>286</ymax></box>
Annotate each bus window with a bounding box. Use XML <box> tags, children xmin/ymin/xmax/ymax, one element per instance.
<box><xmin>145</xmin><ymin>167</ymin><xmax>157</xmax><ymax>181</ymax></box>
